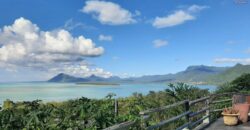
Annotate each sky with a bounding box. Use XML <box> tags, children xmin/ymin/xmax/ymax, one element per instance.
<box><xmin>0</xmin><ymin>0</ymin><xmax>249</xmax><ymax>82</ymax></box>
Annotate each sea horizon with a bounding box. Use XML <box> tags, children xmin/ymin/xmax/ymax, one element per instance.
<box><xmin>0</xmin><ymin>82</ymin><xmax>217</xmax><ymax>106</ymax></box>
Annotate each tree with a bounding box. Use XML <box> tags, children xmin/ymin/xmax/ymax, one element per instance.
<box><xmin>165</xmin><ymin>83</ymin><xmax>209</xmax><ymax>101</ymax></box>
<box><xmin>216</xmin><ymin>73</ymin><xmax>250</xmax><ymax>93</ymax></box>
<box><xmin>231</xmin><ymin>73</ymin><xmax>250</xmax><ymax>90</ymax></box>
<box><xmin>3</xmin><ymin>99</ymin><xmax>14</xmax><ymax>109</ymax></box>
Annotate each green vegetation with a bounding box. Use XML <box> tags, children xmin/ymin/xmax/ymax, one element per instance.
<box><xmin>1</xmin><ymin>73</ymin><xmax>250</xmax><ymax>130</ymax></box>
<box><xmin>0</xmin><ymin>83</ymin><xmax>209</xmax><ymax>130</ymax></box>
<box><xmin>216</xmin><ymin>73</ymin><xmax>250</xmax><ymax>93</ymax></box>
<box><xmin>206</xmin><ymin>64</ymin><xmax>250</xmax><ymax>85</ymax></box>
<box><xmin>207</xmin><ymin>73</ymin><xmax>250</xmax><ymax>121</ymax></box>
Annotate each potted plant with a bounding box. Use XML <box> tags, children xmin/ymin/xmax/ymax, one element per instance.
<box><xmin>221</xmin><ymin>107</ymin><xmax>240</xmax><ymax>126</ymax></box>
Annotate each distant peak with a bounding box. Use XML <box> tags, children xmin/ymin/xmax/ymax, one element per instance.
<box><xmin>235</xmin><ymin>63</ymin><xmax>243</xmax><ymax>67</ymax></box>
<box><xmin>186</xmin><ymin>65</ymin><xmax>207</xmax><ymax>70</ymax></box>
<box><xmin>56</xmin><ymin>73</ymin><xmax>72</xmax><ymax>77</ymax></box>
<box><xmin>58</xmin><ymin>73</ymin><xmax>66</xmax><ymax>76</ymax></box>
<box><xmin>88</xmin><ymin>74</ymin><xmax>99</xmax><ymax>78</ymax></box>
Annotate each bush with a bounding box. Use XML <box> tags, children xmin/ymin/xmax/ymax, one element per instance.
<box><xmin>216</xmin><ymin>73</ymin><xmax>250</xmax><ymax>93</ymax></box>
<box><xmin>0</xmin><ymin>83</ymin><xmax>209</xmax><ymax>130</ymax></box>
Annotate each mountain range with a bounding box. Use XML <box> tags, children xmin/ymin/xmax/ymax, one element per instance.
<box><xmin>48</xmin><ymin>64</ymin><xmax>250</xmax><ymax>85</ymax></box>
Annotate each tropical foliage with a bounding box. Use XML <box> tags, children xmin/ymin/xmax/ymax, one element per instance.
<box><xmin>216</xmin><ymin>73</ymin><xmax>250</xmax><ymax>93</ymax></box>
<box><xmin>0</xmin><ymin>83</ymin><xmax>209</xmax><ymax>130</ymax></box>
<box><xmin>206</xmin><ymin>64</ymin><xmax>250</xmax><ymax>85</ymax></box>
<box><xmin>1</xmin><ymin>72</ymin><xmax>249</xmax><ymax>130</ymax></box>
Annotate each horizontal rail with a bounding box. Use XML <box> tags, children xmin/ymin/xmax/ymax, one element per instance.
<box><xmin>176</xmin><ymin>122</ymin><xmax>191</xmax><ymax>130</ymax></box>
<box><xmin>194</xmin><ymin>122</ymin><xmax>210</xmax><ymax>130</ymax></box>
<box><xmin>210</xmin><ymin>92</ymin><xmax>237</xmax><ymax>100</ymax></box>
<box><xmin>103</xmin><ymin>121</ymin><xmax>136</xmax><ymax>130</ymax></box>
<box><xmin>189</xmin><ymin>107</ymin><xmax>209</xmax><ymax>118</ymax></box>
<box><xmin>146</xmin><ymin>111</ymin><xmax>191</xmax><ymax>130</ymax></box>
<box><xmin>210</xmin><ymin>109</ymin><xmax>224</xmax><ymax>112</ymax></box>
<box><xmin>190</xmin><ymin>115</ymin><xmax>209</xmax><ymax>128</ymax></box>
<box><xmin>210</xmin><ymin>99</ymin><xmax>232</xmax><ymax>104</ymax></box>
<box><xmin>210</xmin><ymin>92</ymin><xmax>237</xmax><ymax>97</ymax></box>
<box><xmin>140</xmin><ymin>100</ymin><xmax>188</xmax><ymax>115</ymax></box>
<box><xmin>142</xmin><ymin>115</ymin><xmax>150</xmax><ymax>121</ymax></box>
<box><xmin>189</xmin><ymin>96</ymin><xmax>210</xmax><ymax>106</ymax></box>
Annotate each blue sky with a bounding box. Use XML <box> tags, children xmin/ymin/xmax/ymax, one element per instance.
<box><xmin>0</xmin><ymin>0</ymin><xmax>249</xmax><ymax>82</ymax></box>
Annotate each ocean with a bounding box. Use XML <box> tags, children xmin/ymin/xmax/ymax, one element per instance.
<box><xmin>0</xmin><ymin>82</ymin><xmax>217</xmax><ymax>105</ymax></box>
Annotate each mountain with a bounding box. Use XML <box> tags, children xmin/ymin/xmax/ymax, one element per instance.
<box><xmin>125</xmin><ymin>65</ymin><xmax>229</xmax><ymax>83</ymax></box>
<box><xmin>123</xmin><ymin>74</ymin><xmax>174</xmax><ymax>83</ymax></box>
<box><xmin>48</xmin><ymin>73</ymin><xmax>87</xmax><ymax>82</ymax></box>
<box><xmin>48</xmin><ymin>64</ymin><xmax>250</xmax><ymax>85</ymax></box>
<box><xmin>48</xmin><ymin>73</ymin><xmax>121</xmax><ymax>83</ymax></box>
<box><xmin>206</xmin><ymin>64</ymin><xmax>250</xmax><ymax>84</ymax></box>
<box><xmin>172</xmin><ymin>65</ymin><xmax>229</xmax><ymax>83</ymax></box>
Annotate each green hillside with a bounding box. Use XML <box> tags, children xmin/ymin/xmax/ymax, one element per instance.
<box><xmin>48</xmin><ymin>64</ymin><xmax>250</xmax><ymax>85</ymax></box>
<box><xmin>206</xmin><ymin>64</ymin><xmax>250</xmax><ymax>85</ymax></box>
<box><xmin>173</xmin><ymin>65</ymin><xmax>229</xmax><ymax>83</ymax></box>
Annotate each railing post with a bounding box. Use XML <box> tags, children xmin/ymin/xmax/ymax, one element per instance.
<box><xmin>203</xmin><ymin>97</ymin><xmax>210</xmax><ymax>124</ymax></box>
<box><xmin>183</xmin><ymin>100</ymin><xmax>190</xmax><ymax>130</ymax></box>
<box><xmin>232</xmin><ymin>94</ymin><xmax>245</xmax><ymax>105</ymax></box>
<box><xmin>140</xmin><ymin>114</ymin><xmax>150</xmax><ymax>129</ymax></box>
<box><xmin>114</xmin><ymin>99</ymin><xmax>118</xmax><ymax>117</ymax></box>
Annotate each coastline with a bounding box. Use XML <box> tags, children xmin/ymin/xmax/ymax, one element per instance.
<box><xmin>75</xmin><ymin>82</ymin><xmax>120</xmax><ymax>86</ymax></box>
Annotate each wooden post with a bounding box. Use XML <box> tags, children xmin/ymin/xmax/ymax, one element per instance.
<box><xmin>232</xmin><ymin>94</ymin><xmax>245</xmax><ymax>105</ymax></box>
<box><xmin>183</xmin><ymin>101</ymin><xmax>190</xmax><ymax>130</ymax></box>
<box><xmin>114</xmin><ymin>99</ymin><xmax>118</xmax><ymax>117</ymax></box>
<box><xmin>203</xmin><ymin>98</ymin><xmax>210</xmax><ymax>124</ymax></box>
<box><xmin>141</xmin><ymin>114</ymin><xmax>149</xmax><ymax>129</ymax></box>
<box><xmin>185</xmin><ymin>101</ymin><xmax>190</xmax><ymax>122</ymax></box>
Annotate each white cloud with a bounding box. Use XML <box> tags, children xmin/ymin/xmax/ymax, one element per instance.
<box><xmin>64</xmin><ymin>19</ymin><xmax>97</xmax><ymax>31</ymax></box>
<box><xmin>152</xmin><ymin>5</ymin><xmax>208</xmax><ymax>28</ymax></box>
<box><xmin>0</xmin><ymin>17</ymin><xmax>112</xmax><ymax>78</ymax></box>
<box><xmin>118</xmin><ymin>73</ymin><xmax>137</xmax><ymax>78</ymax></box>
<box><xmin>153</xmin><ymin>11</ymin><xmax>194</xmax><ymax>28</ymax></box>
<box><xmin>214</xmin><ymin>58</ymin><xmax>250</xmax><ymax>64</ymax></box>
<box><xmin>50</xmin><ymin>64</ymin><xmax>112</xmax><ymax>78</ymax></box>
<box><xmin>99</xmin><ymin>34</ymin><xmax>113</xmax><ymax>41</ymax></box>
<box><xmin>153</xmin><ymin>39</ymin><xmax>168</xmax><ymax>48</ymax></box>
<box><xmin>119</xmin><ymin>73</ymin><xmax>130</xmax><ymax>78</ymax></box>
<box><xmin>187</xmin><ymin>5</ymin><xmax>209</xmax><ymax>13</ymax></box>
<box><xmin>0</xmin><ymin>17</ymin><xmax>103</xmax><ymax>66</ymax></box>
<box><xmin>81</xmin><ymin>0</ymin><xmax>136</xmax><ymax>25</ymax></box>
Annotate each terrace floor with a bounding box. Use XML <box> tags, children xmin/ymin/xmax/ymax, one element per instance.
<box><xmin>204</xmin><ymin>118</ymin><xmax>250</xmax><ymax>130</ymax></box>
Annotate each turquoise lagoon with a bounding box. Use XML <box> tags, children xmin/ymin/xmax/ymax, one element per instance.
<box><xmin>0</xmin><ymin>82</ymin><xmax>217</xmax><ymax>105</ymax></box>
